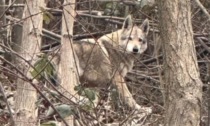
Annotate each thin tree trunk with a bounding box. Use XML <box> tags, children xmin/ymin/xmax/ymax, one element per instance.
<box><xmin>14</xmin><ymin>1</ymin><xmax>44</xmax><ymax>126</ymax></box>
<box><xmin>0</xmin><ymin>0</ymin><xmax>6</xmax><ymax>64</ymax></box>
<box><xmin>60</xmin><ymin>0</ymin><xmax>78</xmax><ymax>125</ymax></box>
<box><xmin>158</xmin><ymin>0</ymin><xmax>202</xmax><ymax>126</ymax></box>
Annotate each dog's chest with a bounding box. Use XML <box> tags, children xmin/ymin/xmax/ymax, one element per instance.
<box><xmin>102</xmin><ymin>41</ymin><xmax>135</xmax><ymax>77</ymax></box>
<box><xmin>107</xmin><ymin>50</ymin><xmax>134</xmax><ymax>77</ymax></box>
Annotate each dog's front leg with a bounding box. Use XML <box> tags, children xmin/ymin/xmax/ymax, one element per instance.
<box><xmin>114</xmin><ymin>74</ymin><xmax>139</xmax><ymax>109</ymax></box>
<box><xmin>114</xmin><ymin>74</ymin><xmax>152</xmax><ymax>114</ymax></box>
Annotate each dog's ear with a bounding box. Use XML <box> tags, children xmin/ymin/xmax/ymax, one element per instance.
<box><xmin>140</xmin><ymin>19</ymin><xmax>149</xmax><ymax>35</ymax></box>
<box><xmin>122</xmin><ymin>15</ymin><xmax>133</xmax><ymax>29</ymax></box>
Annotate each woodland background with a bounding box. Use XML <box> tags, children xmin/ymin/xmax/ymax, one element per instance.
<box><xmin>0</xmin><ymin>0</ymin><xmax>210</xmax><ymax>126</ymax></box>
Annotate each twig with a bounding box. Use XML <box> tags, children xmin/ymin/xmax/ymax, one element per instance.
<box><xmin>193</xmin><ymin>0</ymin><xmax>210</xmax><ymax>21</ymax></box>
<box><xmin>197</xmin><ymin>37</ymin><xmax>210</xmax><ymax>54</ymax></box>
<box><xmin>128</xmin><ymin>71</ymin><xmax>160</xmax><ymax>83</ymax></box>
<box><xmin>0</xmin><ymin>4</ymin><xmax>25</xmax><ymax>7</ymax></box>
<box><xmin>120</xmin><ymin>110</ymin><xmax>136</xmax><ymax>125</ymax></box>
<box><xmin>42</xmin><ymin>29</ymin><xmax>61</xmax><ymax>40</ymax></box>
<box><xmin>0</xmin><ymin>65</ymin><xmax>26</xmax><ymax>81</ymax></box>
<box><xmin>90</xmin><ymin>0</ymin><xmax>140</xmax><ymax>6</ymax></box>
<box><xmin>0</xmin><ymin>0</ymin><xmax>16</xmax><ymax>19</ymax></box>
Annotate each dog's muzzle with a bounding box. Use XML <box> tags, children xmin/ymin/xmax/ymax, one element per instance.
<box><xmin>132</xmin><ymin>46</ymin><xmax>139</xmax><ymax>53</ymax></box>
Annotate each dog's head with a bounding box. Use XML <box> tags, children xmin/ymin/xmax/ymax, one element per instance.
<box><xmin>120</xmin><ymin>15</ymin><xmax>149</xmax><ymax>54</ymax></box>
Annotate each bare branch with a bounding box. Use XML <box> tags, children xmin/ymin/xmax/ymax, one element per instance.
<box><xmin>193</xmin><ymin>0</ymin><xmax>210</xmax><ymax>21</ymax></box>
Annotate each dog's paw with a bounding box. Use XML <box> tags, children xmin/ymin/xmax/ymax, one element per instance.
<box><xmin>135</xmin><ymin>104</ymin><xmax>152</xmax><ymax>114</ymax></box>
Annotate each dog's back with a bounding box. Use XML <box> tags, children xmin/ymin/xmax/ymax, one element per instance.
<box><xmin>73</xmin><ymin>41</ymin><xmax>112</xmax><ymax>88</ymax></box>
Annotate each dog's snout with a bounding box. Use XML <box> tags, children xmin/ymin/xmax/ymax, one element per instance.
<box><xmin>132</xmin><ymin>47</ymin><xmax>139</xmax><ymax>53</ymax></box>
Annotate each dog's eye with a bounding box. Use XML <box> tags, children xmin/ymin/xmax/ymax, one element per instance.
<box><xmin>139</xmin><ymin>38</ymin><xmax>142</xmax><ymax>42</ymax></box>
<box><xmin>142</xmin><ymin>40</ymin><xmax>146</xmax><ymax>44</ymax></box>
<box><xmin>128</xmin><ymin>37</ymin><xmax>132</xmax><ymax>40</ymax></box>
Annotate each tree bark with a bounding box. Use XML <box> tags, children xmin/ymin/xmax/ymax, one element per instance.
<box><xmin>158</xmin><ymin>0</ymin><xmax>202</xmax><ymax>126</ymax></box>
<box><xmin>59</xmin><ymin>0</ymin><xmax>78</xmax><ymax>125</ymax></box>
<box><xmin>14</xmin><ymin>1</ymin><xmax>44</xmax><ymax>126</ymax></box>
